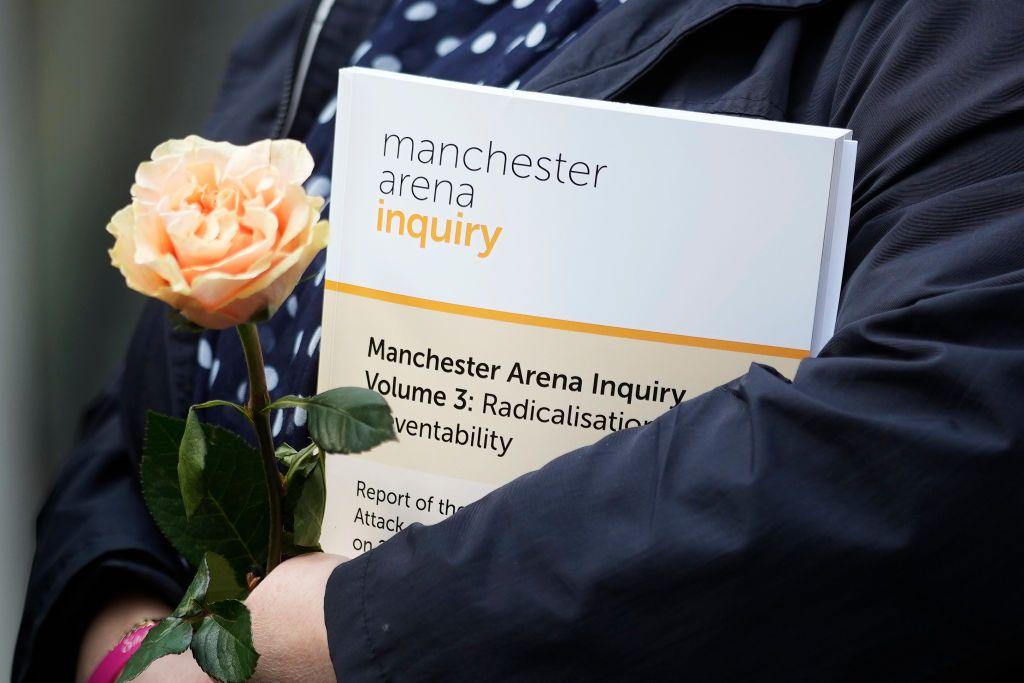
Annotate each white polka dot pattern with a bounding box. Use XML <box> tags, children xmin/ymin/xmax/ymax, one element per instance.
<box><xmin>436</xmin><ymin>36</ymin><xmax>461</xmax><ymax>57</ymax></box>
<box><xmin>525</xmin><ymin>22</ymin><xmax>547</xmax><ymax>48</ymax></box>
<box><xmin>197</xmin><ymin>338</ymin><xmax>212</xmax><ymax>369</ymax></box>
<box><xmin>351</xmin><ymin>40</ymin><xmax>372</xmax><ymax>64</ymax></box>
<box><xmin>307</xmin><ymin>326</ymin><xmax>322</xmax><ymax>357</ymax></box>
<box><xmin>305</xmin><ymin>175</ymin><xmax>331</xmax><ymax>198</ymax></box>
<box><xmin>372</xmin><ymin>54</ymin><xmax>402</xmax><ymax>72</ymax></box>
<box><xmin>404</xmin><ymin>1</ymin><xmax>437</xmax><ymax>21</ymax></box>
<box><xmin>471</xmin><ymin>31</ymin><xmax>497</xmax><ymax>54</ymax></box>
<box><xmin>317</xmin><ymin>97</ymin><xmax>337</xmax><ymax>124</ymax></box>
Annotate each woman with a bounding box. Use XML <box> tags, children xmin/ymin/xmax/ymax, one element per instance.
<box><xmin>17</xmin><ymin>0</ymin><xmax>1024</xmax><ymax>680</ymax></box>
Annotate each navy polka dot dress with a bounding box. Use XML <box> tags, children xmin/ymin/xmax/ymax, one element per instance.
<box><xmin>193</xmin><ymin>0</ymin><xmax>628</xmax><ymax>444</ymax></box>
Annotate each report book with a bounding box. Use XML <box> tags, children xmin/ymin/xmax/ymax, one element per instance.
<box><xmin>317</xmin><ymin>67</ymin><xmax>857</xmax><ymax>555</ymax></box>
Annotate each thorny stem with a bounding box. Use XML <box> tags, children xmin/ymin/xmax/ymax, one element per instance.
<box><xmin>236</xmin><ymin>322</ymin><xmax>283</xmax><ymax>574</ymax></box>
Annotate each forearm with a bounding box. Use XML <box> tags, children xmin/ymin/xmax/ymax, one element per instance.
<box><xmin>324</xmin><ymin>329</ymin><xmax>1024</xmax><ymax>681</ymax></box>
<box><xmin>246</xmin><ymin>553</ymin><xmax>343</xmax><ymax>683</ymax></box>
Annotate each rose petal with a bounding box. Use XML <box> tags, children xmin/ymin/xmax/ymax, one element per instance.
<box><xmin>187</xmin><ymin>252</ymin><xmax>274</xmax><ymax>310</ymax></box>
<box><xmin>152</xmin><ymin>135</ymin><xmax>235</xmax><ymax>162</ymax></box>
<box><xmin>133</xmin><ymin>156</ymin><xmax>185</xmax><ymax>201</ymax></box>
<box><xmin>269</xmin><ymin>139</ymin><xmax>316</xmax><ymax>185</ymax></box>
<box><xmin>233</xmin><ymin>219</ymin><xmax>328</xmax><ymax>304</ymax></box>
<box><xmin>107</xmin><ymin>205</ymin><xmax>167</xmax><ymax>295</ymax></box>
<box><xmin>223</xmin><ymin>139</ymin><xmax>314</xmax><ymax>186</ymax></box>
<box><xmin>275</xmin><ymin>185</ymin><xmax>324</xmax><ymax>247</ymax></box>
<box><xmin>130</xmin><ymin>205</ymin><xmax>174</xmax><ymax>263</ymax></box>
<box><xmin>166</xmin><ymin>209</ymin><xmax>239</xmax><ymax>269</ymax></box>
<box><xmin>177</xmin><ymin>297</ymin><xmax>260</xmax><ymax>329</ymax></box>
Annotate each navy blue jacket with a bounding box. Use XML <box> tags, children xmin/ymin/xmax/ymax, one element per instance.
<box><xmin>17</xmin><ymin>1</ymin><xmax>1024</xmax><ymax>681</ymax></box>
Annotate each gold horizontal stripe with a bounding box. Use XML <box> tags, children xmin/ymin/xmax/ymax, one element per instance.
<box><xmin>326</xmin><ymin>280</ymin><xmax>810</xmax><ymax>360</ymax></box>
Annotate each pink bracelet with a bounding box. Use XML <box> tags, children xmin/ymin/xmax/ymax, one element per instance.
<box><xmin>87</xmin><ymin>620</ymin><xmax>158</xmax><ymax>683</ymax></box>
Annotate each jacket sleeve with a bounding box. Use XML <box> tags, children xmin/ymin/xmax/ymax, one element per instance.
<box><xmin>11</xmin><ymin>302</ymin><xmax>193</xmax><ymax>683</ymax></box>
<box><xmin>324</xmin><ymin>6</ymin><xmax>1024</xmax><ymax>681</ymax></box>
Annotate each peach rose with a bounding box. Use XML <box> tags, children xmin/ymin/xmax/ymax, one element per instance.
<box><xmin>107</xmin><ymin>135</ymin><xmax>329</xmax><ymax>329</ymax></box>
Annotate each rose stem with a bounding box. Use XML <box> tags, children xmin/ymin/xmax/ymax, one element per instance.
<box><xmin>237</xmin><ymin>322</ymin><xmax>283</xmax><ymax>574</ymax></box>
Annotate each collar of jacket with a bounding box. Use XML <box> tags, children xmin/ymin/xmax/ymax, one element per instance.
<box><xmin>525</xmin><ymin>0</ymin><xmax>833</xmax><ymax>100</ymax></box>
<box><xmin>282</xmin><ymin>0</ymin><xmax>390</xmax><ymax>139</ymax></box>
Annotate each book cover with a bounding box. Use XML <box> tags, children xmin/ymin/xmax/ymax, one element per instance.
<box><xmin>318</xmin><ymin>67</ymin><xmax>857</xmax><ymax>555</ymax></box>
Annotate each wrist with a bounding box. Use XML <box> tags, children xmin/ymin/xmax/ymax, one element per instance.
<box><xmin>85</xmin><ymin>620</ymin><xmax>160</xmax><ymax>683</ymax></box>
<box><xmin>247</xmin><ymin>553</ymin><xmax>345</xmax><ymax>682</ymax></box>
<box><xmin>77</xmin><ymin>594</ymin><xmax>171</xmax><ymax>683</ymax></box>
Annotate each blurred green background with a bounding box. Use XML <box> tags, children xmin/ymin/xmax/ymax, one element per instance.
<box><xmin>0</xmin><ymin>0</ymin><xmax>280</xmax><ymax>676</ymax></box>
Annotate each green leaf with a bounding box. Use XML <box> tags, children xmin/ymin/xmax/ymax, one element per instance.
<box><xmin>283</xmin><ymin>532</ymin><xmax>322</xmax><ymax>559</ymax></box>
<box><xmin>174</xmin><ymin>552</ymin><xmax>246</xmax><ymax>618</ymax></box>
<box><xmin>203</xmin><ymin>551</ymin><xmax>247</xmax><ymax>604</ymax></box>
<box><xmin>280</xmin><ymin>443</ymin><xmax>325</xmax><ymax>550</ymax></box>
<box><xmin>116</xmin><ymin>617</ymin><xmax>193</xmax><ymax>682</ymax></box>
<box><xmin>275</xmin><ymin>443</ymin><xmax>299</xmax><ymax>460</ymax></box>
<box><xmin>191</xmin><ymin>600</ymin><xmax>259</xmax><ymax>683</ymax></box>
<box><xmin>194</xmin><ymin>399</ymin><xmax>252</xmax><ymax>422</ymax></box>
<box><xmin>175</xmin><ymin>554</ymin><xmax>212</xmax><ymax>618</ymax></box>
<box><xmin>118</xmin><ymin>552</ymin><xmax>253</xmax><ymax>682</ymax></box>
<box><xmin>268</xmin><ymin>388</ymin><xmax>396</xmax><ymax>454</ymax></box>
<box><xmin>279</xmin><ymin>443</ymin><xmax>317</xmax><ymax>478</ymax></box>
<box><xmin>178</xmin><ymin>408</ymin><xmax>207</xmax><ymax>520</ymax></box>
<box><xmin>289</xmin><ymin>453</ymin><xmax>326</xmax><ymax>547</ymax></box>
<box><xmin>142</xmin><ymin>412</ymin><xmax>269</xmax><ymax>584</ymax></box>
<box><xmin>276</xmin><ymin>442</ymin><xmax>316</xmax><ymax>471</ymax></box>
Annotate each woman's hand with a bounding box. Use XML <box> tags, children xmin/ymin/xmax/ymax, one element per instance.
<box><xmin>247</xmin><ymin>552</ymin><xmax>347</xmax><ymax>683</ymax></box>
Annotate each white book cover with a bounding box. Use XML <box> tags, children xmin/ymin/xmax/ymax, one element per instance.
<box><xmin>318</xmin><ymin>67</ymin><xmax>856</xmax><ymax>555</ymax></box>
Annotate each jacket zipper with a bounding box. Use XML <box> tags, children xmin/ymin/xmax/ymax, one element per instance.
<box><xmin>271</xmin><ymin>0</ymin><xmax>325</xmax><ymax>139</ymax></box>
